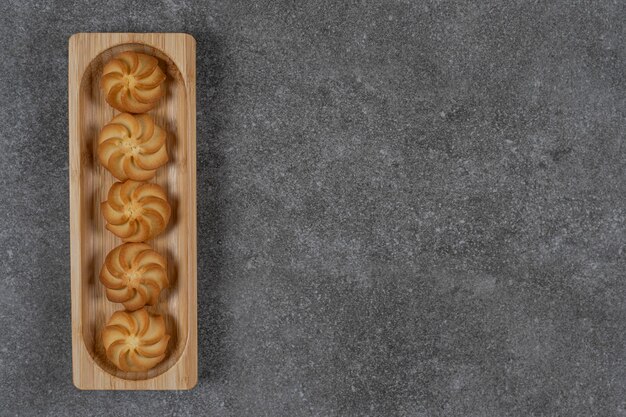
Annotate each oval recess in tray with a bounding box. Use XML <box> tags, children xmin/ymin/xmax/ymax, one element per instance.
<box><xmin>78</xmin><ymin>43</ymin><xmax>188</xmax><ymax>380</ymax></box>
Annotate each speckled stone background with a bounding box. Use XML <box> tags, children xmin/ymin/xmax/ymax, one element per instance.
<box><xmin>0</xmin><ymin>0</ymin><xmax>624</xmax><ymax>416</ymax></box>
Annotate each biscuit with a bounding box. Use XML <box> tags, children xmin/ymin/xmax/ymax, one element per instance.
<box><xmin>101</xmin><ymin>180</ymin><xmax>171</xmax><ymax>242</ymax></box>
<box><xmin>102</xmin><ymin>308</ymin><xmax>170</xmax><ymax>372</ymax></box>
<box><xmin>98</xmin><ymin>113</ymin><xmax>168</xmax><ymax>181</ymax></box>
<box><xmin>101</xmin><ymin>51</ymin><xmax>166</xmax><ymax>113</ymax></box>
<box><xmin>100</xmin><ymin>243</ymin><xmax>169</xmax><ymax>311</ymax></box>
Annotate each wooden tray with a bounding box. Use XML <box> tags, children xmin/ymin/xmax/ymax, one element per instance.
<box><xmin>69</xmin><ymin>33</ymin><xmax>197</xmax><ymax>390</ymax></box>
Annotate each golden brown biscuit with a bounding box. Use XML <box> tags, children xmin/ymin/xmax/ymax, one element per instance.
<box><xmin>102</xmin><ymin>308</ymin><xmax>170</xmax><ymax>372</ymax></box>
<box><xmin>100</xmin><ymin>243</ymin><xmax>169</xmax><ymax>311</ymax></box>
<box><xmin>101</xmin><ymin>180</ymin><xmax>171</xmax><ymax>242</ymax></box>
<box><xmin>101</xmin><ymin>51</ymin><xmax>166</xmax><ymax>113</ymax></box>
<box><xmin>98</xmin><ymin>113</ymin><xmax>168</xmax><ymax>181</ymax></box>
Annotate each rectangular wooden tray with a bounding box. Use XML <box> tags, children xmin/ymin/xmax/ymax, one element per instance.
<box><xmin>69</xmin><ymin>33</ymin><xmax>197</xmax><ymax>390</ymax></box>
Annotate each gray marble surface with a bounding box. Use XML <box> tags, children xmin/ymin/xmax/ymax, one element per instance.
<box><xmin>0</xmin><ymin>0</ymin><xmax>624</xmax><ymax>416</ymax></box>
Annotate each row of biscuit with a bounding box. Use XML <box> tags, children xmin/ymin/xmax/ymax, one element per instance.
<box><xmin>97</xmin><ymin>52</ymin><xmax>172</xmax><ymax>372</ymax></box>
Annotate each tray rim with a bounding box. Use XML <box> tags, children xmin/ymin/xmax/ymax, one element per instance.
<box><xmin>68</xmin><ymin>32</ymin><xmax>197</xmax><ymax>390</ymax></box>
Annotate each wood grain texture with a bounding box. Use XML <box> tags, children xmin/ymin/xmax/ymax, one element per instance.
<box><xmin>69</xmin><ymin>33</ymin><xmax>197</xmax><ymax>390</ymax></box>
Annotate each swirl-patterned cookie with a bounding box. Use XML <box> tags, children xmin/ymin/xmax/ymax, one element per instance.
<box><xmin>100</xmin><ymin>243</ymin><xmax>169</xmax><ymax>311</ymax></box>
<box><xmin>98</xmin><ymin>113</ymin><xmax>168</xmax><ymax>181</ymax></box>
<box><xmin>102</xmin><ymin>308</ymin><xmax>170</xmax><ymax>372</ymax></box>
<box><xmin>101</xmin><ymin>51</ymin><xmax>166</xmax><ymax>113</ymax></box>
<box><xmin>101</xmin><ymin>180</ymin><xmax>171</xmax><ymax>242</ymax></box>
